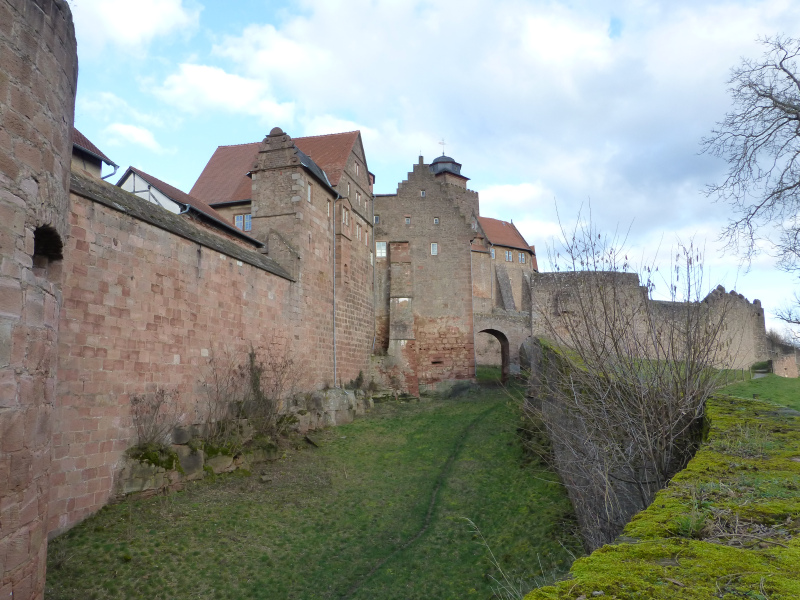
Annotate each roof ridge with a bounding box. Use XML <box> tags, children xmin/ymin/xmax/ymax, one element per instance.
<box><xmin>295</xmin><ymin>130</ymin><xmax>360</xmax><ymax>141</ymax></box>
<box><xmin>216</xmin><ymin>141</ymin><xmax>262</xmax><ymax>149</ymax></box>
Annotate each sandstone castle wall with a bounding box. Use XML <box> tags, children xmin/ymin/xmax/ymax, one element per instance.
<box><xmin>0</xmin><ymin>1</ymin><xmax>77</xmax><ymax>597</ymax></box>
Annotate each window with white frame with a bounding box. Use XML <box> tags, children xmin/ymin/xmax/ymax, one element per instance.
<box><xmin>355</xmin><ymin>163</ymin><xmax>360</xmax><ymax>176</ymax></box>
<box><xmin>235</xmin><ymin>214</ymin><xmax>252</xmax><ymax>232</ymax></box>
<box><xmin>490</xmin><ymin>248</ymin><xmax>495</xmax><ymax>259</ymax></box>
<box><xmin>356</xmin><ymin>192</ymin><xmax>361</xmax><ymax>205</ymax></box>
<box><xmin>431</xmin><ymin>242</ymin><xmax>438</xmax><ymax>256</ymax></box>
<box><xmin>347</xmin><ymin>182</ymin><xmax>351</xmax><ymax>196</ymax></box>
<box><xmin>327</xmin><ymin>200</ymin><xmax>331</xmax><ymax>217</ymax></box>
<box><xmin>376</xmin><ymin>241</ymin><xmax>387</xmax><ymax>257</ymax></box>
<box><xmin>519</xmin><ymin>253</ymin><xmax>526</xmax><ymax>263</ymax></box>
<box><xmin>307</xmin><ymin>183</ymin><xmax>312</xmax><ymax>203</ymax></box>
<box><xmin>505</xmin><ymin>250</ymin><xmax>512</xmax><ymax>261</ymax></box>
<box><xmin>405</xmin><ymin>216</ymin><xmax>411</xmax><ymax>225</ymax></box>
<box><xmin>421</xmin><ymin>190</ymin><xmax>426</xmax><ymax>197</ymax></box>
<box><xmin>433</xmin><ymin>217</ymin><xmax>439</xmax><ymax>225</ymax></box>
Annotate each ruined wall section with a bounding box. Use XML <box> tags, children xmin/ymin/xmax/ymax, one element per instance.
<box><xmin>49</xmin><ymin>176</ymin><xmax>296</xmax><ymax>536</ymax></box>
<box><xmin>373</xmin><ymin>159</ymin><xmax>476</xmax><ymax>391</ymax></box>
<box><xmin>531</xmin><ymin>272</ymin><xmax>768</xmax><ymax>370</ymax></box>
<box><xmin>0</xmin><ymin>1</ymin><xmax>77</xmax><ymax>597</ymax></box>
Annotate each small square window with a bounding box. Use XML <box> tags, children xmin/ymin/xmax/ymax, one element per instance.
<box><xmin>421</xmin><ymin>190</ymin><xmax>426</xmax><ymax>197</ymax></box>
<box><xmin>490</xmin><ymin>248</ymin><xmax>495</xmax><ymax>259</ymax></box>
<box><xmin>431</xmin><ymin>242</ymin><xmax>438</xmax><ymax>256</ymax></box>
<box><xmin>376</xmin><ymin>241</ymin><xmax>387</xmax><ymax>257</ymax></box>
<box><xmin>374</xmin><ymin>215</ymin><xmax>380</xmax><ymax>225</ymax></box>
<box><xmin>519</xmin><ymin>253</ymin><xmax>525</xmax><ymax>263</ymax></box>
<box><xmin>405</xmin><ymin>217</ymin><xmax>411</xmax><ymax>225</ymax></box>
<box><xmin>433</xmin><ymin>217</ymin><xmax>439</xmax><ymax>225</ymax></box>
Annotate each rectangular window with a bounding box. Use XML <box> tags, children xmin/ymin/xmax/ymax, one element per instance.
<box><xmin>405</xmin><ymin>217</ymin><xmax>411</xmax><ymax>225</ymax></box>
<box><xmin>357</xmin><ymin>223</ymin><xmax>362</xmax><ymax>240</ymax></box>
<box><xmin>374</xmin><ymin>215</ymin><xmax>380</xmax><ymax>225</ymax></box>
<box><xmin>327</xmin><ymin>199</ymin><xmax>331</xmax><ymax>217</ymax></box>
<box><xmin>347</xmin><ymin>182</ymin><xmax>351</xmax><ymax>196</ymax></box>
<box><xmin>490</xmin><ymin>248</ymin><xmax>495</xmax><ymax>259</ymax></box>
<box><xmin>307</xmin><ymin>183</ymin><xmax>312</xmax><ymax>203</ymax></box>
<box><xmin>365</xmin><ymin>231</ymin><xmax>369</xmax><ymax>246</ymax></box>
<box><xmin>343</xmin><ymin>208</ymin><xmax>349</xmax><ymax>225</ymax></box>
<box><xmin>356</xmin><ymin>192</ymin><xmax>361</xmax><ymax>205</ymax></box>
<box><xmin>421</xmin><ymin>190</ymin><xmax>426</xmax><ymax>197</ymax></box>
<box><xmin>519</xmin><ymin>253</ymin><xmax>525</xmax><ymax>263</ymax></box>
<box><xmin>433</xmin><ymin>217</ymin><xmax>439</xmax><ymax>225</ymax></box>
<box><xmin>235</xmin><ymin>214</ymin><xmax>252</xmax><ymax>231</ymax></box>
<box><xmin>376</xmin><ymin>241</ymin><xmax>387</xmax><ymax>257</ymax></box>
<box><xmin>505</xmin><ymin>250</ymin><xmax>512</xmax><ymax>261</ymax></box>
<box><xmin>356</xmin><ymin>163</ymin><xmax>360</xmax><ymax>176</ymax></box>
<box><xmin>431</xmin><ymin>242</ymin><xmax>438</xmax><ymax>256</ymax></box>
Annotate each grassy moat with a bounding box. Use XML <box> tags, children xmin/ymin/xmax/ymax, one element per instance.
<box><xmin>45</xmin><ymin>381</ymin><xmax>580</xmax><ymax>599</ymax></box>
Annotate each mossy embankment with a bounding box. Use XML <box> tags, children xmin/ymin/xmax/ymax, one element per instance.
<box><xmin>526</xmin><ymin>379</ymin><xmax>800</xmax><ymax>599</ymax></box>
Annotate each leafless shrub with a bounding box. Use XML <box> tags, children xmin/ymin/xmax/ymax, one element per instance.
<box><xmin>242</xmin><ymin>342</ymin><xmax>298</xmax><ymax>437</ymax></box>
<box><xmin>129</xmin><ymin>388</ymin><xmax>180</xmax><ymax>447</ymax></box>
<box><xmin>200</xmin><ymin>346</ymin><xmax>247</xmax><ymax>448</ymax></box>
<box><xmin>527</xmin><ymin>218</ymin><xmax>736</xmax><ymax>550</ymax></box>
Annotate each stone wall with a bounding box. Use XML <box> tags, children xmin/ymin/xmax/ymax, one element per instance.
<box><xmin>0</xmin><ymin>0</ymin><xmax>77</xmax><ymax>597</ymax></box>
<box><xmin>373</xmin><ymin>158</ymin><xmax>477</xmax><ymax>391</ymax></box>
<box><xmin>49</xmin><ymin>175</ymin><xmax>298</xmax><ymax>536</ymax></box>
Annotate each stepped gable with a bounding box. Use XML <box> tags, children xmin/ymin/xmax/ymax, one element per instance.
<box><xmin>73</xmin><ymin>127</ymin><xmax>117</xmax><ymax>166</ymax></box>
<box><xmin>477</xmin><ymin>216</ymin><xmax>532</xmax><ymax>253</ymax></box>
<box><xmin>191</xmin><ymin>131</ymin><xmax>361</xmax><ymax>205</ymax></box>
<box><xmin>120</xmin><ymin>166</ymin><xmax>261</xmax><ymax>245</ymax></box>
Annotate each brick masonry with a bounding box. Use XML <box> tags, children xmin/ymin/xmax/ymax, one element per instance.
<box><xmin>0</xmin><ymin>0</ymin><xmax>77</xmax><ymax>597</ymax></box>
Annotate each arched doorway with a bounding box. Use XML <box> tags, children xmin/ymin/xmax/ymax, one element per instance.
<box><xmin>476</xmin><ymin>328</ymin><xmax>510</xmax><ymax>383</ymax></box>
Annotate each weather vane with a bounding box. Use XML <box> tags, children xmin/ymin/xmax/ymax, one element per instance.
<box><xmin>439</xmin><ymin>138</ymin><xmax>446</xmax><ymax>156</ymax></box>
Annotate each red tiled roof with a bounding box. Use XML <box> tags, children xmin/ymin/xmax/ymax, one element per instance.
<box><xmin>190</xmin><ymin>131</ymin><xmax>361</xmax><ymax>205</ymax></box>
<box><xmin>295</xmin><ymin>131</ymin><xmax>360</xmax><ymax>187</ymax></box>
<box><xmin>72</xmin><ymin>127</ymin><xmax>117</xmax><ymax>166</ymax></box>
<box><xmin>121</xmin><ymin>167</ymin><xmax>261</xmax><ymax>245</ymax></box>
<box><xmin>477</xmin><ymin>217</ymin><xmax>532</xmax><ymax>253</ymax></box>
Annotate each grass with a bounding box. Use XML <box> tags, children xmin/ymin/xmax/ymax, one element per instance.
<box><xmin>723</xmin><ymin>373</ymin><xmax>800</xmax><ymax>411</ymax></box>
<box><xmin>46</xmin><ymin>387</ymin><xmax>580</xmax><ymax>600</ymax></box>
<box><xmin>525</xmin><ymin>387</ymin><xmax>800</xmax><ymax>599</ymax></box>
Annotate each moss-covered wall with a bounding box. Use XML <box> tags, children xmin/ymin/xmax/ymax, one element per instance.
<box><xmin>526</xmin><ymin>393</ymin><xmax>800</xmax><ymax>599</ymax></box>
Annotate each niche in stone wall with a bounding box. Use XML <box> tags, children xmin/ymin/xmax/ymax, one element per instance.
<box><xmin>33</xmin><ymin>225</ymin><xmax>63</xmax><ymax>281</ymax></box>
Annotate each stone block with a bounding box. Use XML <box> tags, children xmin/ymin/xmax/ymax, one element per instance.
<box><xmin>173</xmin><ymin>445</ymin><xmax>204</xmax><ymax>481</ymax></box>
<box><xmin>171</xmin><ymin>425</ymin><xmax>191</xmax><ymax>445</ymax></box>
<box><xmin>206</xmin><ymin>454</ymin><xmax>234</xmax><ymax>474</ymax></box>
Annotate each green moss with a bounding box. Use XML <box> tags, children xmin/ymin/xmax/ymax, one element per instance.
<box><xmin>125</xmin><ymin>443</ymin><xmax>181</xmax><ymax>472</ymax></box>
<box><xmin>526</xmin><ymin>393</ymin><xmax>800</xmax><ymax>599</ymax></box>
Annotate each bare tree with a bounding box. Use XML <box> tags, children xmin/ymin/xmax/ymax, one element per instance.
<box><xmin>527</xmin><ymin>220</ymin><xmax>738</xmax><ymax>550</ymax></box>
<box><xmin>703</xmin><ymin>35</ymin><xmax>800</xmax><ymax>270</ymax></box>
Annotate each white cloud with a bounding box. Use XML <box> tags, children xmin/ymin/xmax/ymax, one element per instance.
<box><xmin>68</xmin><ymin>0</ymin><xmax>200</xmax><ymax>54</ymax></box>
<box><xmin>104</xmin><ymin>123</ymin><xmax>165</xmax><ymax>154</ymax></box>
<box><xmin>154</xmin><ymin>64</ymin><xmax>295</xmax><ymax>123</ymax></box>
<box><xmin>77</xmin><ymin>92</ymin><xmax>164</xmax><ymax>128</ymax></box>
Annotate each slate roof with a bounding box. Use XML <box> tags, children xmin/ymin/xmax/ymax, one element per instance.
<box><xmin>190</xmin><ymin>131</ymin><xmax>361</xmax><ymax>205</ymax></box>
<box><xmin>118</xmin><ymin>166</ymin><xmax>261</xmax><ymax>246</ymax></box>
<box><xmin>72</xmin><ymin>128</ymin><xmax>117</xmax><ymax>167</ymax></box>
<box><xmin>70</xmin><ymin>172</ymin><xmax>291</xmax><ymax>280</ymax></box>
<box><xmin>477</xmin><ymin>217</ymin><xmax>533</xmax><ymax>253</ymax></box>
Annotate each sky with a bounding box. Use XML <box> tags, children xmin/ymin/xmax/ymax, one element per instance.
<box><xmin>66</xmin><ymin>0</ymin><xmax>800</xmax><ymax>334</ymax></box>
